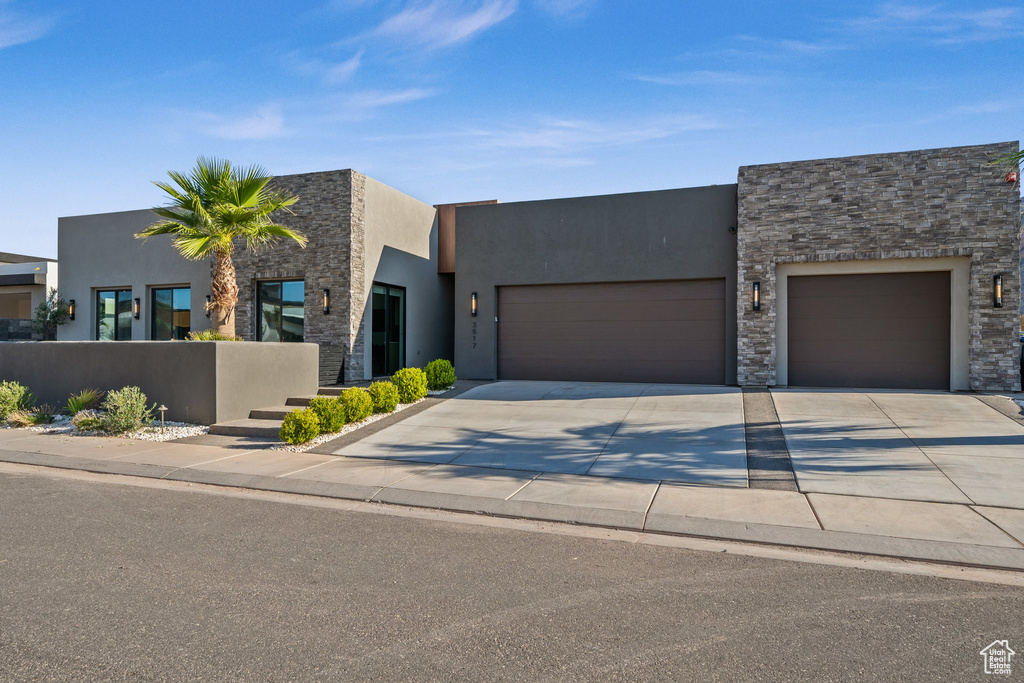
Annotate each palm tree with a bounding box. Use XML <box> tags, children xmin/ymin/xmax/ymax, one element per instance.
<box><xmin>135</xmin><ymin>157</ymin><xmax>307</xmax><ymax>336</ymax></box>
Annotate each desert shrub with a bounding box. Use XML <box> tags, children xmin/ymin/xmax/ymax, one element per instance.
<box><xmin>339</xmin><ymin>387</ymin><xmax>373</xmax><ymax>423</ymax></box>
<box><xmin>66</xmin><ymin>388</ymin><xmax>104</xmax><ymax>415</ymax></box>
<box><xmin>0</xmin><ymin>381</ymin><xmax>34</xmax><ymax>421</ymax></box>
<box><xmin>309</xmin><ymin>396</ymin><xmax>346</xmax><ymax>433</ymax></box>
<box><xmin>390</xmin><ymin>367</ymin><xmax>428</xmax><ymax>404</ymax></box>
<box><xmin>424</xmin><ymin>359</ymin><xmax>456</xmax><ymax>391</ymax></box>
<box><xmin>279</xmin><ymin>408</ymin><xmax>320</xmax><ymax>444</ymax></box>
<box><xmin>5</xmin><ymin>410</ymin><xmax>33</xmax><ymax>427</ymax></box>
<box><xmin>72</xmin><ymin>409</ymin><xmax>105</xmax><ymax>432</ymax></box>
<box><xmin>186</xmin><ymin>329</ymin><xmax>242</xmax><ymax>341</ymax></box>
<box><xmin>100</xmin><ymin>386</ymin><xmax>155</xmax><ymax>435</ymax></box>
<box><xmin>367</xmin><ymin>381</ymin><xmax>400</xmax><ymax>413</ymax></box>
<box><xmin>27</xmin><ymin>404</ymin><xmax>57</xmax><ymax>425</ymax></box>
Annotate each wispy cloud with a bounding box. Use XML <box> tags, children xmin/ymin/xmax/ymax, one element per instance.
<box><xmin>366</xmin><ymin>0</ymin><xmax>517</xmax><ymax>50</ymax></box>
<box><xmin>0</xmin><ymin>2</ymin><xmax>56</xmax><ymax>49</ymax></box>
<box><xmin>347</xmin><ymin>87</ymin><xmax>435</xmax><ymax>109</ymax></box>
<box><xmin>200</xmin><ymin>105</ymin><xmax>288</xmax><ymax>141</ymax></box>
<box><xmin>849</xmin><ymin>4</ymin><xmax>1022</xmax><ymax>43</ymax></box>
<box><xmin>287</xmin><ymin>49</ymin><xmax>364</xmax><ymax>84</ymax></box>
<box><xmin>632</xmin><ymin>70</ymin><xmax>763</xmax><ymax>87</ymax></box>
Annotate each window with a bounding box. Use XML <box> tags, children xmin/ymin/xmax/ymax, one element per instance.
<box><xmin>0</xmin><ymin>293</ymin><xmax>32</xmax><ymax>319</ymax></box>
<box><xmin>151</xmin><ymin>287</ymin><xmax>191</xmax><ymax>340</ymax></box>
<box><xmin>96</xmin><ymin>289</ymin><xmax>132</xmax><ymax>340</ymax></box>
<box><xmin>258</xmin><ymin>280</ymin><xmax>304</xmax><ymax>342</ymax></box>
<box><xmin>371</xmin><ymin>283</ymin><xmax>405</xmax><ymax>376</ymax></box>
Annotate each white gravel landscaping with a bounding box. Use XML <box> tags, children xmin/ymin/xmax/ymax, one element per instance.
<box><xmin>1</xmin><ymin>414</ymin><xmax>209</xmax><ymax>441</ymax></box>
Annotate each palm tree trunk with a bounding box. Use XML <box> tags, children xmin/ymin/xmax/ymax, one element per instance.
<box><xmin>210</xmin><ymin>249</ymin><xmax>239</xmax><ymax>337</ymax></box>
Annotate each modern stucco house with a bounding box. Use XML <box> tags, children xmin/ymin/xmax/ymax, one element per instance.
<box><xmin>56</xmin><ymin>141</ymin><xmax>1022</xmax><ymax>392</ymax></box>
<box><xmin>0</xmin><ymin>251</ymin><xmax>58</xmax><ymax>340</ymax></box>
<box><xmin>58</xmin><ymin>170</ymin><xmax>452</xmax><ymax>385</ymax></box>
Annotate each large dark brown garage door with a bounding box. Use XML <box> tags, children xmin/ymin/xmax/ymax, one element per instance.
<box><xmin>497</xmin><ymin>279</ymin><xmax>725</xmax><ymax>384</ymax></box>
<box><xmin>788</xmin><ymin>271</ymin><xmax>950</xmax><ymax>390</ymax></box>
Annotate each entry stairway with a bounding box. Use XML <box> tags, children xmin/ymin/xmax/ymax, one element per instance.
<box><xmin>207</xmin><ymin>386</ymin><xmax>346</xmax><ymax>439</ymax></box>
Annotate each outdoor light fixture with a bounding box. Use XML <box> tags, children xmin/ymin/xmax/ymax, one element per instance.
<box><xmin>994</xmin><ymin>274</ymin><xmax>1004</xmax><ymax>308</ymax></box>
<box><xmin>133</xmin><ymin>297</ymin><xmax>141</xmax><ymax>319</ymax></box>
<box><xmin>206</xmin><ymin>294</ymin><xmax>212</xmax><ymax>318</ymax></box>
<box><xmin>323</xmin><ymin>288</ymin><xmax>330</xmax><ymax>315</ymax></box>
<box><xmin>471</xmin><ymin>292</ymin><xmax>478</xmax><ymax>317</ymax></box>
<box><xmin>752</xmin><ymin>282</ymin><xmax>761</xmax><ymax>311</ymax></box>
<box><xmin>1007</xmin><ymin>171</ymin><xmax>1019</xmax><ymax>184</ymax></box>
<box><xmin>157</xmin><ymin>405</ymin><xmax>168</xmax><ymax>434</ymax></box>
<box><xmin>68</xmin><ymin>299</ymin><xmax>75</xmax><ymax>321</ymax></box>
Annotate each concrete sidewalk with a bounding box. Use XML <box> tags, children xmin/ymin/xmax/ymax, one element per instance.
<box><xmin>1</xmin><ymin>416</ymin><xmax>1023</xmax><ymax>572</ymax></box>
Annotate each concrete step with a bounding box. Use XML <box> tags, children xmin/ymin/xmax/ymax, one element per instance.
<box><xmin>286</xmin><ymin>396</ymin><xmax>316</xmax><ymax>407</ymax></box>
<box><xmin>249</xmin><ymin>405</ymin><xmax>297</xmax><ymax>420</ymax></box>
<box><xmin>208</xmin><ymin>418</ymin><xmax>283</xmax><ymax>438</ymax></box>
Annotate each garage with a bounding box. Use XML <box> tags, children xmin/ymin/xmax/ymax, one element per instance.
<box><xmin>497</xmin><ymin>279</ymin><xmax>726</xmax><ymax>384</ymax></box>
<box><xmin>787</xmin><ymin>271</ymin><xmax>951</xmax><ymax>390</ymax></box>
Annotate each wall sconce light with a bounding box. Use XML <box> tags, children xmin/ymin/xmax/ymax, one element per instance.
<box><xmin>323</xmin><ymin>288</ymin><xmax>331</xmax><ymax>315</ymax></box>
<box><xmin>1007</xmin><ymin>171</ymin><xmax>1019</xmax><ymax>184</ymax></box>
<box><xmin>68</xmin><ymin>299</ymin><xmax>75</xmax><ymax>321</ymax></box>
<box><xmin>994</xmin><ymin>274</ymin><xmax>1004</xmax><ymax>308</ymax></box>
<box><xmin>471</xmin><ymin>292</ymin><xmax>478</xmax><ymax>317</ymax></box>
<box><xmin>752</xmin><ymin>282</ymin><xmax>761</xmax><ymax>311</ymax></box>
<box><xmin>206</xmin><ymin>295</ymin><xmax>212</xmax><ymax>319</ymax></box>
<box><xmin>133</xmin><ymin>297</ymin><xmax>141</xmax><ymax>319</ymax></box>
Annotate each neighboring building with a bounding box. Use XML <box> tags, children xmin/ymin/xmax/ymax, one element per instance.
<box><xmin>0</xmin><ymin>252</ymin><xmax>58</xmax><ymax>341</ymax></box>
<box><xmin>55</xmin><ymin>141</ymin><xmax>1022</xmax><ymax>391</ymax></box>
<box><xmin>58</xmin><ymin>170</ymin><xmax>453</xmax><ymax>385</ymax></box>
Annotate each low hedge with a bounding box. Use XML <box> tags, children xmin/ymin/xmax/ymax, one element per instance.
<box><xmin>280</xmin><ymin>408</ymin><xmax>321</xmax><ymax>444</ymax></box>
<box><xmin>367</xmin><ymin>381</ymin><xmax>400</xmax><ymax>414</ymax></box>
<box><xmin>390</xmin><ymin>367</ymin><xmax>428</xmax><ymax>404</ymax></box>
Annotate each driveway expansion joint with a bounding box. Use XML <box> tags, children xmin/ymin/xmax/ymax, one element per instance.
<box><xmin>743</xmin><ymin>388</ymin><xmax>798</xmax><ymax>491</ymax></box>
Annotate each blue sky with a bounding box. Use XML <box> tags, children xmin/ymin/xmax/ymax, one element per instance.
<box><xmin>1</xmin><ymin>0</ymin><xmax>1021</xmax><ymax>258</ymax></box>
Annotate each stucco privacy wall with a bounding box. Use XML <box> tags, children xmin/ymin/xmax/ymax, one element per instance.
<box><xmin>454</xmin><ymin>185</ymin><xmax>739</xmax><ymax>381</ymax></box>
<box><xmin>736</xmin><ymin>141</ymin><xmax>1022</xmax><ymax>391</ymax></box>
<box><xmin>58</xmin><ymin>209</ymin><xmax>212</xmax><ymax>341</ymax></box>
<box><xmin>0</xmin><ymin>341</ymin><xmax>318</xmax><ymax>424</ymax></box>
<box><xmin>362</xmin><ymin>177</ymin><xmax>453</xmax><ymax>373</ymax></box>
<box><xmin>233</xmin><ymin>169</ymin><xmax>361</xmax><ymax>384</ymax></box>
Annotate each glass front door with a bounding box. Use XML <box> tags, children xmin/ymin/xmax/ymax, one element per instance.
<box><xmin>258</xmin><ymin>280</ymin><xmax>304</xmax><ymax>342</ymax></box>
<box><xmin>96</xmin><ymin>289</ymin><xmax>132</xmax><ymax>340</ymax></box>
<box><xmin>371</xmin><ymin>284</ymin><xmax>405</xmax><ymax>377</ymax></box>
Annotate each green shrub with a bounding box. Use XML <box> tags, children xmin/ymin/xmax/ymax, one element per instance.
<box><xmin>339</xmin><ymin>387</ymin><xmax>373</xmax><ymax>423</ymax></box>
<box><xmin>66</xmin><ymin>388</ymin><xmax>104</xmax><ymax>415</ymax></box>
<box><xmin>309</xmin><ymin>396</ymin><xmax>346</xmax><ymax>432</ymax></box>
<box><xmin>72</xmin><ymin>409</ymin><xmax>104</xmax><ymax>432</ymax></box>
<box><xmin>5</xmin><ymin>410</ymin><xmax>33</xmax><ymax>427</ymax></box>
<box><xmin>100</xmin><ymin>386</ymin><xmax>155</xmax><ymax>435</ymax></box>
<box><xmin>186</xmin><ymin>329</ymin><xmax>242</xmax><ymax>341</ymax></box>
<box><xmin>279</xmin><ymin>408</ymin><xmax>321</xmax><ymax>444</ymax></box>
<box><xmin>0</xmin><ymin>381</ymin><xmax>34</xmax><ymax>421</ymax></box>
<box><xmin>28</xmin><ymin>404</ymin><xmax>57</xmax><ymax>425</ymax></box>
<box><xmin>390</xmin><ymin>367</ymin><xmax>428</xmax><ymax>404</ymax></box>
<box><xmin>424</xmin><ymin>359</ymin><xmax>456</xmax><ymax>391</ymax></box>
<box><xmin>367</xmin><ymin>381</ymin><xmax>400</xmax><ymax>413</ymax></box>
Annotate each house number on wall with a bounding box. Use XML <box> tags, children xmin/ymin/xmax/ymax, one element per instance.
<box><xmin>472</xmin><ymin>321</ymin><xmax>477</xmax><ymax>349</ymax></box>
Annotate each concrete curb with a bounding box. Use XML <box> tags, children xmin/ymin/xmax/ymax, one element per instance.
<box><xmin>3</xmin><ymin>447</ymin><xmax>1022</xmax><ymax>573</ymax></box>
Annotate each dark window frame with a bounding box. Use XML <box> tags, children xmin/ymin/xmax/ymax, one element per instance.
<box><xmin>95</xmin><ymin>289</ymin><xmax>133</xmax><ymax>341</ymax></box>
<box><xmin>151</xmin><ymin>286</ymin><xmax>192</xmax><ymax>340</ymax></box>
<box><xmin>371</xmin><ymin>282</ymin><xmax>406</xmax><ymax>377</ymax></box>
<box><xmin>256</xmin><ymin>279</ymin><xmax>305</xmax><ymax>342</ymax></box>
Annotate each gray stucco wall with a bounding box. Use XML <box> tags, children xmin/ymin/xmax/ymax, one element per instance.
<box><xmin>0</xmin><ymin>341</ymin><xmax>318</xmax><ymax>424</ymax></box>
<box><xmin>737</xmin><ymin>141</ymin><xmax>1021</xmax><ymax>391</ymax></box>
<box><xmin>363</xmin><ymin>176</ymin><xmax>452</xmax><ymax>375</ymax></box>
<box><xmin>454</xmin><ymin>185</ymin><xmax>739</xmax><ymax>381</ymax></box>
<box><xmin>57</xmin><ymin>209</ymin><xmax>212</xmax><ymax>341</ymax></box>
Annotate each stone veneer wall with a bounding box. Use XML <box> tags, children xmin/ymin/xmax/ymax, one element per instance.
<box><xmin>737</xmin><ymin>141</ymin><xmax>1021</xmax><ymax>391</ymax></box>
<box><xmin>230</xmin><ymin>169</ymin><xmax>366</xmax><ymax>385</ymax></box>
<box><xmin>0</xmin><ymin>319</ymin><xmax>42</xmax><ymax>341</ymax></box>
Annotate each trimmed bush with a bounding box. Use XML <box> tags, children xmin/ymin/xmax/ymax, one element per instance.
<box><xmin>279</xmin><ymin>408</ymin><xmax>321</xmax><ymax>444</ymax></box>
<box><xmin>186</xmin><ymin>329</ymin><xmax>242</xmax><ymax>341</ymax></box>
<box><xmin>100</xmin><ymin>386</ymin><xmax>155</xmax><ymax>434</ymax></box>
<box><xmin>66</xmin><ymin>388</ymin><xmax>104</xmax><ymax>415</ymax></box>
<box><xmin>72</xmin><ymin>409</ymin><xmax>105</xmax><ymax>432</ymax></box>
<box><xmin>0</xmin><ymin>381</ymin><xmax>34</xmax><ymax>421</ymax></box>
<box><xmin>425</xmin><ymin>359</ymin><xmax>456</xmax><ymax>391</ymax></box>
<box><xmin>367</xmin><ymin>381</ymin><xmax>400</xmax><ymax>414</ymax></box>
<box><xmin>309</xmin><ymin>396</ymin><xmax>346</xmax><ymax>433</ymax></box>
<box><xmin>339</xmin><ymin>387</ymin><xmax>373</xmax><ymax>423</ymax></box>
<box><xmin>390</xmin><ymin>367</ymin><xmax>428</xmax><ymax>404</ymax></box>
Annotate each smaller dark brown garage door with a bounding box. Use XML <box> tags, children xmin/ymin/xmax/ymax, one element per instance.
<box><xmin>788</xmin><ymin>271</ymin><xmax>950</xmax><ymax>390</ymax></box>
<box><xmin>498</xmin><ymin>279</ymin><xmax>725</xmax><ymax>384</ymax></box>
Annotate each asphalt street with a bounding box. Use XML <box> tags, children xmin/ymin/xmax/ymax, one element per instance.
<box><xmin>1</xmin><ymin>467</ymin><xmax>1022</xmax><ymax>682</ymax></box>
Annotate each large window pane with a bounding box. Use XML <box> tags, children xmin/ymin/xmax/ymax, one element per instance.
<box><xmin>152</xmin><ymin>287</ymin><xmax>191</xmax><ymax>340</ymax></box>
<box><xmin>371</xmin><ymin>283</ymin><xmax>405</xmax><ymax>376</ymax></box>
<box><xmin>96</xmin><ymin>289</ymin><xmax>132</xmax><ymax>340</ymax></box>
<box><xmin>258</xmin><ymin>280</ymin><xmax>303</xmax><ymax>342</ymax></box>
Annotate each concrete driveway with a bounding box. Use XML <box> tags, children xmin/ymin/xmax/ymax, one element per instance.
<box><xmin>326</xmin><ymin>381</ymin><xmax>748</xmax><ymax>487</ymax></box>
<box><xmin>772</xmin><ymin>389</ymin><xmax>1024</xmax><ymax>508</ymax></box>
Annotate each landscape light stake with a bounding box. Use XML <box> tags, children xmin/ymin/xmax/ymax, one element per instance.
<box><xmin>158</xmin><ymin>405</ymin><xmax>168</xmax><ymax>434</ymax></box>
